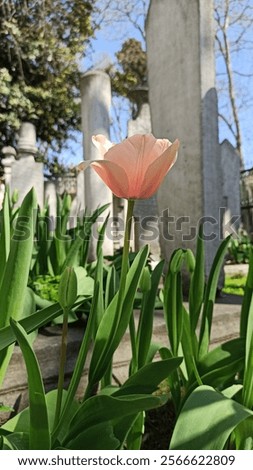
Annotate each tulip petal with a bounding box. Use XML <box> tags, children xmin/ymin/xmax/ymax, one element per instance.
<box><xmin>138</xmin><ymin>139</ymin><xmax>179</xmax><ymax>199</ymax></box>
<box><xmin>91</xmin><ymin>160</ymin><xmax>129</xmax><ymax>199</ymax></box>
<box><xmin>92</xmin><ymin>135</ymin><xmax>114</xmax><ymax>156</ymax></box>
<box><xmin>105</xmin><ymin>134</ymin><xmax>171</xmax><ymax>180</ymax></box>
<box><xmin>77</xmin><ymin>161</ymin><xmax>91</xmax><ymax>171</ymax></box>
<box><xmin>128</xmin><ymin>134</ymin><xmax>171</xmax><ymax>166</ymax></box>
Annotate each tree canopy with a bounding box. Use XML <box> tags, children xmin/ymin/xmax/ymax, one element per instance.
<box><xmin>107</xmin><ymin>38</ymin><xmax>147</xmax><ymax>118</ymax></box>
<box><xmin>0</xmin><ymin>0</ymin><xmax>94</xmax><ymax>153</ymax></box>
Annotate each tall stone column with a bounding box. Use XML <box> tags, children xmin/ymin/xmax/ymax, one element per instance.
<box><xmin>146</xmin><ymin>0</ymin><xmax>223</xmax><ymax>275</ymax></box>
<box><xmin>80</xmin><ymin>70</ymin><xmax>113</xmax><ymax>257</ymax></box>
<box><xmin>11</xmin><ymin>122</ymin><xmax>44</xmax><ymax>208</ymax></box>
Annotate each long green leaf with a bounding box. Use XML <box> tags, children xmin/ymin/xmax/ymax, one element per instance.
<box><xmin>93</xmin><ymin>248</ymin><xmax>105</xmax><ymax>331</ymax></box>
<box><xmin>198</xmin><ymin>236</ymin><xmax>231</xmax><ymax>359</ymax></box>
<box><xmin>105</xmin><ymin>265</ymin><xmax>118</xmax><ymax>309</ymax></box>
<box><xmin>163</xmin><ymin>250</ymin><xmax>185</xmax><ymax>356</ymax></box>
<box><xmin>181</xmin><ymin>306</ymin><xmax>201</xmax><ymax>386</ymax></box>
<box><xmin>0</xmin><ymin>188</ymin><xmax>37</xmax><ymax>387</ymax></box>
<box><xmin>88</xmin><ymin>245</ymin><xmax>149</xmax><ymax>388</ymax></box>
<box><xmin>0</xmin><ymin>189</ymin><xmax>10</xmax><ymax>288</ymax></box>
<box><xmin>240</xmin><ymin>248</ymin><xmax>253</xmax><ymax>338</ymax></box>
<box><xmin>10</xmin><ymin>319</ymin><xmax>50</xmax><ymax>450</ymax></box>
<box><xmin>137</xmin><ymin>261</ymin><xmax>164</xmax><ymax>368</ymax></box>
<box><xmin>189</xmin><ymin>225</ymin><xmax>205</xmax><ymax>333</ymax></box>
<box><xmin>170</xmin><ymin>385</ymin><xmax>252</xmax><ymax>450</ymax></box>
<box><xmin>0</xmin><ymin>302</ymin><xmax>63</xmax><ymax>352</ymax></box>
<box><xmin>242</xmin><ymin>293</ymin><xmax>253</xmax><ymax>409</ymax></box>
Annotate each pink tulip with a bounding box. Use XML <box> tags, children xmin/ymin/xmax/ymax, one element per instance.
<box><xmin>78</xmin><ymin>133</ymin><xmax>179</xmax><ymax>199</ymax></box>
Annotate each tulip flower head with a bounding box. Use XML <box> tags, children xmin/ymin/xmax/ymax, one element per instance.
<box><xmin>78</xmin><ymin>133</ymin><xmax>179</xmax><ymax>199</ymax></box>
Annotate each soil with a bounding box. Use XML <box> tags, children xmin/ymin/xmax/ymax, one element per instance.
<box><xmin>141</xmin><ymin>400</ymin><xmax>176</xmax><ymax>450</ymax></box>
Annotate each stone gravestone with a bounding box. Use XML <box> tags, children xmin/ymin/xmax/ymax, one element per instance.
<box><xmin>11</xmin><ymin>122</ymin><xmax>44</xmax><ymax>208</ymax></box>
<box><xmin>146</xmin><ymin>0</ymin><xmax>223</xmax><ymax>275</ymax></box>
<box><xmin>80</xmin><ymin>70</ymin><xmax>113</xmax><ymax>258</ymax></box>
<box><xmin>220</xmin><ymin>140</ymin><xmax>241</xmax><ymax>237</ymax></box>
<box><xmin>128</xmin><ymin>103</ymin><xmax>161</xmax><ymax>261</ymax></box>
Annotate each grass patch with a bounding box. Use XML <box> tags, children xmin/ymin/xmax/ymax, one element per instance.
<box><xmin>223</xmin><ymin>274</ymin><xmax>247</xmax><ymax>296</ymax></box>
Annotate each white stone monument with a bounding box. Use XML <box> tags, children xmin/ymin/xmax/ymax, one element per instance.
<box><xmin>146</xmin><ymin>0</ymin><xmax>223</xmax><ymax>275</ymax></box>
<box><xmin>221</xmin><ymin>140</ymin><xmax>241</xmax><ymax>237</ymax></box>
<box><xmin>11</xmin><ymin>122</ymin><xmax>44</xmax><ymax>208</ymax></box>
<box><xmin>80</xmin><ymin>70</ymin><xmax>113</xmax><ymax>257</ymax></box>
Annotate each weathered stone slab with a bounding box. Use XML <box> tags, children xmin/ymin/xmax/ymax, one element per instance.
<box><xmin>220</xmin><ymin>140</ymin><xmax>241</xmax><ymax>237</ymax></box>
<box><xmin>80</xmin><ymin>70</ymin><xmax>113</xmax><ymax>258</ymax></box>
<box><xmin>146</xmin><ymin>0</ymin><xmax>223</xmax><ymax>275</ymax></box>
<box><xmin>11</xmin><ymin>123</ymin><xmax>44</xmax><ymax>208</ymax></box>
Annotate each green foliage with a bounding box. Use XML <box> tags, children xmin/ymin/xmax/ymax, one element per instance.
<box><xmin>107</xmin><ymin>38</ymin><xmax>147</xmax><ymax>117</ymax></box>
<box><xmin>227</xmin><ymin>231</ymin><xmax>252</xmax><ymax>264</ymax></box>
<box><xmin>223</xmin><ymin>274</ymin><xmax>246</xmax><ymax>296</ymax></box>
<box><xmin>32</xmin><ymin>275</ymin><xmax>60</xmax><ymax>303</ymax></box>
<box><xmin>2</xmin><ymin>189</ymin><xmax>253</xmax><ymax>449</ymax></box>
<box><xmin>0</xmin><ymin>0</ymin><xmax>94</xmax><ymax>152</ymax></box>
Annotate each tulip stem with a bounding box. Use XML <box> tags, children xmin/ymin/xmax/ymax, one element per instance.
<box><xmin>121</xmin><ymin>199</ymin><xmax>135</xmax><ymax>285</ymax></box>
<box><xmin>120</xmin><ymin>200</ymin><xmax>138</xmax><ymax>376</ymax></box>
<box><xmin>53</xmin><ymin>307</ymin><xmax>69</xmax><ymax>431</ymax></box>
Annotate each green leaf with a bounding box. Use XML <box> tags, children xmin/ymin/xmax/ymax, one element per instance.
<box><xmin>189</xmin><ymin>225</ymin><xmax>205</xmax><ymax>333</ymax></box>
<box><xmin>105</xmin><ymin>265</ymin><xmax>118</xmax><ymax>310</ymax></box>
<box><xmin>137</xmin><ymin>261</ymin><xmax>164</xmax><ymax>368</ymax></box>
<box><xmin>0</xmin><ymin>302</ymin><xmax>63</xmax><ymax>352</ymax></box>
<box><xmin>62</xmin><ymin>203</ymin><xmax>111</xmax><ymax>269</ymax></box>
<box><xmin>67</xmin><ymin>423</ymin><xmax>120</xmax><ymax>450</ymax></box>
<box><xmin>10</xmin><ymin>319</ymin><xmax>50</xmax><ymax>450</ymax></box>
<box><xmin>74</xmin><ymin>266</ymin><xmax>94</xmax><ymax>297</ymax></box>
<box><xmin>222</xmin><ymin>384</ymin><xmax>243</xmax><ymax>399</ymax></box>
<box><xmin>88</xmin><ymin>245</ymin><xmax>149</xmax><ymax>388</ymax></box>
<box><xmin>240</xmin><ymin>248</ymin><xmax>253</xmax><ymax>338</ymax></box>
<box><xmin>3</xmin><ymin>432</ymin><xmax>29</xmax><ymax>450</ymax></box>
<box><xmin>58</xmin><ymin>267</ymin><xmax>77</xmax><ymax>309</ymax></box>
<box><xmin>63</xmin><ymin>393</ymin><xmax>168</xmax><ymax>447</ymax></box>
<box><xmin>191</xmin><ymin>338</ymin><xmax>245</xmax><ymax>391</ymax></box>
<box><xmin>0</xmin><ymin>188</ymin><xmax>37</xmax><ymax>387</ymax></box>
<box><xmin>242</xmin><ymin>293</ymin><xmax>253</xmax><ymax>408</ymax></box>
<box><xmin>181</xmin><ymin>306</ymin><xmax>201</xmax><ymax>386</ymax></box>
<box><xmin>112</xmin><ymin>358</ymin><xmax>182</xmax><ymax>396</ymax></box>
<box><xmin>0</xmin><ymin>189</ymin><xmax>10</xmax><ymax>288</ymax></box>
<box><xmin>170</xmin><ymin>385</ymin><xmax>253</xmax><ymax>450</ymax></box>
<box><xmin>126</xmin><ymin>412</ymin><xmax>144</xmax><ymax>450</ymax></box>
<box><xmin>1</xmin><ymin>389</ymin><xmax>79</xmax><ymax>445</ymax></box>
<box><xmin>163</xmin><ymin>250</ymin><xmax>185</xmax><ymax>356</ymax></box>
<box><xmin>198</xmin><ymin>236</ymin><xmax>231</xmax><ymax>359</ymax></box>
<box><xmin>96</xmin><ymin>213</ymin><xmax>110</xmax><ymax>258</ymax></box>
<box><xmin>93</xmin><ymin>248</ymin><xmax>105</xmax><ymax>331</ymax></box>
